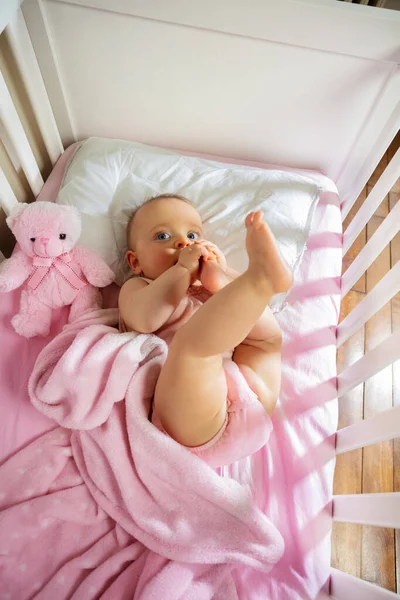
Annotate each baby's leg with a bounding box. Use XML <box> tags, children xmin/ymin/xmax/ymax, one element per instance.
<box><xmin>12</xmin><ymin>290</ymin><xmax>53</xmax><ymax>338</ymax></box>
<box><xmin>201</xmin><ymin>263</ymin><xmax>284</xmax><ymax>414</ymax></box>
<box><xmin>154</xmin><ymin>211</ymin><xmax>293</xmax><ymax>447</ymax></box>
<box><xmin>200</xmin><ymin>263</ymin><xmax>282</xmax><ymax>342</ymax></box>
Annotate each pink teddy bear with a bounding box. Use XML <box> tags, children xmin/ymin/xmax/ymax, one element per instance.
<box><xmin>0</xmin><ymin>201</ymin><xmax>115</xmax><ymax>338</ymax></box>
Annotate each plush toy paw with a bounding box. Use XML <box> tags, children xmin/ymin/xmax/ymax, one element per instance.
<box><xmin>0</xmin><ymin>274</ymin><xmax>12</xmax><ymax>293</ymax></box>
<box><xmin>11</xmin><ymin>313</ymin><xmax>51</xmax><ymax>338</ymax></box>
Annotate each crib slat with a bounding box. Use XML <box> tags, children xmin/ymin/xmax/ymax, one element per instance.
<box><xmin>333</xmin><ymin>493</ymin><xmax>400</xmax><ymax>528</ymax></box>
<box><xmin>330</xmin><ymin>568</ymin><xmax>399</xmax><ymax>599</ymax></box>
<box><xmin>342</xmin><ymin>146</ymin><xmax>400</xmax><ymax>249</ymax></box>
<box><xmin>0</xmin><ymin>70</ymin><xmax>43</xmax><ymax>196</ymax></box>
<box><xmin>341</xmin><ymin>200</ymin><xmax>400</xmax><ymax>298</ymax></box>
<box><xmin>21</xmin><ymin>0</ymin><xmax>76</xmax><ymax>146</ymax></box>
<box><xmin>0</xmin><ymin>167</ymin><xmax>18</xmax><ymax>215</ymax></box>
<box><xmin>341</xmin><ymin>187</ymin><xmax>367</xmax><ymax>294</ymax></box>
<box><xmin>337</xmin><ymin>330</ymin><xmax>400</xmax><ymax>398</ymax></box>
<box><xmin>335</xmin><ymin>405</ymin><xmax>400</xmax><ymax>454</ymax></box>
<box><xmin>390</xmin><ymin>189</ymin><xmax>400</xmax><ymax>593</ymax></box>
<box><xmin>332</xmin><ymin>290</ymin><xmax>364</xmax><ymax>578</ymax></box>
<box><xmin>362</xmin><ymin>212</ymin><xmax>395</xmax><ymax>592</ymax></box>
<box><xmin>337</xmin><ymin>260</ymin><xmax>400</xmax><ymax>347</ymax></box>
<box><xmin>5</xmin><ymin>9</ymin><xmax>63</xmax><ymax>164</ymax></box>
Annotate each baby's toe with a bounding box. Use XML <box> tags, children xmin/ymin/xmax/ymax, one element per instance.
<box><xmin>245</xmin><ymin>212</ymin><xmax>255</xmax><ymax>228</ymax></box>
<box><xmin>253</xmin><ymin>210</ymin><xmax>264</xmax><ymax>227</ymax></box>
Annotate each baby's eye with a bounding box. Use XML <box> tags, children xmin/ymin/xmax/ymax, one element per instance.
<box><xmin>59</xmin><ymin>233</ymin><xmax>66</xmax><ymax>240</ymax></box>
<box><xmin>187</xmin><ymin>232</ymin><xmax>199</xmax><ymax>240</ymax></box>
<box><xmin>156</xmin><ymin>232</ymin><xmax>171</xmax><ymax>241</ymax></box>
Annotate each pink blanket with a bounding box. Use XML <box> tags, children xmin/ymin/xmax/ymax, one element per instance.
<box><xmin>0</xmin><ymin>308</ymin><xmax>284</xmax><ymax>599</ymax></box>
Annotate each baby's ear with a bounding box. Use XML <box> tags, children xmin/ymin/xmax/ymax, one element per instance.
<box><xmin>126</xmin><ymin>250</ymin><xmax>141</xmax><ymax>275</ymax></box>
<box><xmin>6</xmin><ymin>202</ymin><xmax>27</xmax><ymax>231</ymax></box>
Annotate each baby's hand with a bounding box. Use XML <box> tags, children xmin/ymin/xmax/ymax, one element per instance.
<box><xmin>178</xmin><ymin>244</ymin><xmax>208</xmax><ymax>279</ymax></box>
<box><xmin>195</xmin><ymin>240</ymin><xmax>227</xmax><ymax>271</ymax></box>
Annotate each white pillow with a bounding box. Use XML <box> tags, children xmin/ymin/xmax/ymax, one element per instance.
<box><xmin>57</xmin><ymin>137</ymin><xmax>322</xmax><ymax>312</ymax></box>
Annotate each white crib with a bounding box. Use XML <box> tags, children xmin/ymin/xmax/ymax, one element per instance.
<box><xmin>0</xmin><ymin>1</ymin><xmax>399</xmax><ymax>597</ymax></box>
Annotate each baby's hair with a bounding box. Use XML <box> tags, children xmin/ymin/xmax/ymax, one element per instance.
<box><xmin>126</xmin><ymin>193</ymin><xmax>194</xmax><ymax>248</ymax></box>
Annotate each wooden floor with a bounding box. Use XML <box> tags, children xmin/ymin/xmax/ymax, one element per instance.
<box><xmin>331</xmin><ymin>131</ymin><xmax>400</xmax><ymax>593</ymax></box>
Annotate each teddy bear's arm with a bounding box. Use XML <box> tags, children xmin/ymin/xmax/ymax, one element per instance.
<box><xmin>73</xmin><ymin>246</ymin><xmax>115</xmax><ymax>288</ymax></box>
<box><xmin>0</xmin><ymin>249</ymin><xmax>32</xmax><ymax>292</ymax></box>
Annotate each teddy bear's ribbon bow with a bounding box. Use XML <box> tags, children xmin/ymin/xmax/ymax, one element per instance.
<box><xmin>28</xmin><ymin>252</ymin><xmax>87</xmax><ymax>291</ymax></box>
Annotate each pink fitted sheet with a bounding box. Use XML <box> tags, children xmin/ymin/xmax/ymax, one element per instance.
<box><xmin>0</xmin><ymin>144</ymin><xmax>341</xmax><ymax>599</ymax></box>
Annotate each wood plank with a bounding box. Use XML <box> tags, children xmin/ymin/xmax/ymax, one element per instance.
<box><xmin>387</xmin><ymin>130</ymin><xmax>400</xmax><ymax>161</ymax></box>
<box><xmin>367</xmin><ymin>151</ymin><xmax>388</xmax><ymax>187</ymax></box>
<box><xmin>389</xmin><ymin>190</ymin><xmax>400</xmax><ymax>594</ymax></box>
<box><xmin>341</xmin><ymin>186</ymin><xmax>367</xmax><ymax>295</ymax></box>
<box><xmin>387</xmin><ymin>131</ymin><xmax>400</xmax><ymax>194</ymax></box>
<box><xmin>362</xmin><ymin>210</ymin><xmax>395</xmax><ymax>592</ymax></box>
<box><xmin>366</xmin><ymin>184</ymin><xmax>389</xmax><ymax>219</ymax></box>
<box><xmin>332</xmin><ymin>289</ymin><xmax>364</xmax><ymax>578</ymax></box>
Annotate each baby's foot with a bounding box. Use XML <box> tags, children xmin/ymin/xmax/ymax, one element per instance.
<box><xmin>245</xmin><ymin>211</ymin><xmax>294</xmax><ymax>295</ymax></box>
<box><xmin>200</xmin><ymin>260</ymin><xmax>231</xmax><ymax>294</ymax></box>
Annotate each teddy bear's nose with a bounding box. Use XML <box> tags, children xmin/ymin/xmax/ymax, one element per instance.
<box><xmin>40</xmin><ymin>237</ymin><xmax>49</xmax><ymax>244</ymax></box>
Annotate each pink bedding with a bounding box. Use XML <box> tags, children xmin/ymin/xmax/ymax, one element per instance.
<box><xmin>1</xmin><ymin>308</ymin><xmax>284</xmax><ymax>599</ymax></box>
<box><xmin>0</xmin><ymin>145</ymin><xmax>342</xmax><ymax>599</ymax></box>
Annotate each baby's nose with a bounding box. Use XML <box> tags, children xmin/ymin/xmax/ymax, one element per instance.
<box><xmin>174</xmin><ymin>239</ymin><xmax>191</xmax><ymax>249</ymax></box>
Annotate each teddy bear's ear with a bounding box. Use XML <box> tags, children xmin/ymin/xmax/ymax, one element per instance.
<box><xmin>6</xmin><ymin>202</ymin><xmax>28</xmax><ymax>231</ymax></box>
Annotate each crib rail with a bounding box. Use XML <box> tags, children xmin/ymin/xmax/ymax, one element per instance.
<box><xmin>0</xmin><ymin>7</ymin><xmax>62</xmax><ymax>215</ymax></box>
<box><xmin>336</xmin><ymin>404</ymin><xmax>400</xmax><ymax>454</ymax></box>
<box><xmin>333</xmin><ymin>493</ymin><xmax>400</xmax><ymax>528</ymax></box>
<box><xmin>341</xmin><ymin>146</ymin><xmax>400</xmax><ymax>241</ymax></box>
<box><xmin>0</xmin><ymin>69</ymin><xmax>43</xmax><ymax>198</ymax></box>
<box><xmin>330</xmin><ymin>568</ymin><xmax>399</xmax><ymax>600</ymax></box>
<box><xmin>334</xmin><ymin>133</ymin><xmax>400</xmax><ymax>598</ymax></box>
<box><xmin>340</xmin><ymin>198</ymin><xmax>400</xmax><ymax>299</ymax></box>
<box><xmin>337</xmin><ymin>259</ymin><xmax>400</xmax><ymax>347</ymax></box>
<box><xmin>337</xmin><ymin>330</ymin><xmax>400</xmax><ymax>398</ymax></box>
<box><xmin>4</xmin><ymin>8</ymin><xmax>63</xmax><ymax>164</ymax></box>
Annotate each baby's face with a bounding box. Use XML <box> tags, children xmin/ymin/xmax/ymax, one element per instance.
<box><xmin>126</xmin><ymin>198</ymin><xmax>203</xmax><ymax>279</ymax></box>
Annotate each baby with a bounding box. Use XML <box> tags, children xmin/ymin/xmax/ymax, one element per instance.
<box><xmin>119</xmin><ymin>194</ymin><xmax>293</xmax><ymax>454</ymax></box>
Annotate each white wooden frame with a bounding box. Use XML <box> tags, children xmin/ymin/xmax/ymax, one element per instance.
<box><xmin>0</xmin><ymin>1</ymin><xmax>400</xmax><ymax>597</ymax></box>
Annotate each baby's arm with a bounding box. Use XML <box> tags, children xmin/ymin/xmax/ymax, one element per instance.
<box><xmin>119</xmin><ymin>244</ymin><xmax>207</xmax><ymax>333</ymax></box>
